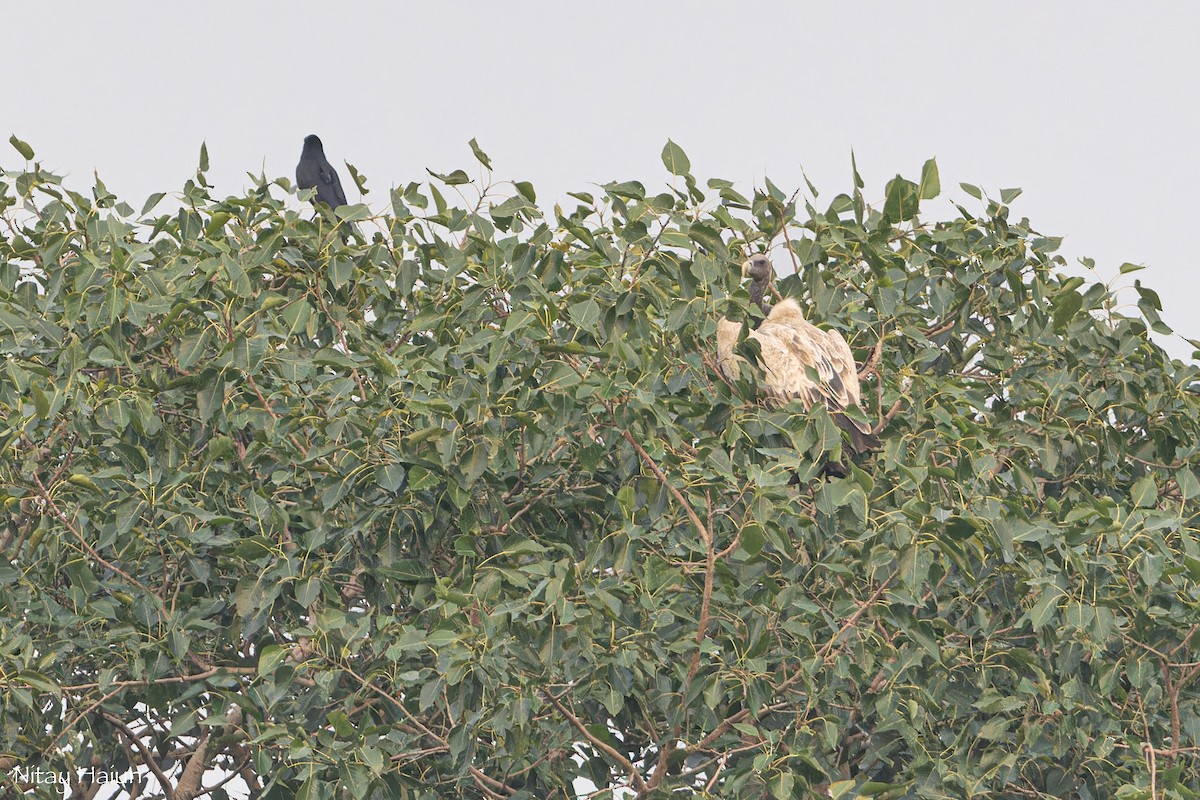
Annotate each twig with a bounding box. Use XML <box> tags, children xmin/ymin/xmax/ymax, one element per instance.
<box><xmin>872</xmin><ymin>397</ymin><xmax>905</xmax><ymax>435</ymax></box>
<box><xmin>484</xmin><ymin>477</ymin><xmax>565</xmax><ymax>536</ymax></box>
<box><xmin>816</xmin><ymin>571</ymin><xmax>898</xmax><ymax>662</ymax></box>
<box><xmin>921</xmin><ymin>294</ymin><xmax>972</xmax><ymax>338</ymax></box>
<box><xmin>543</xmin><ymin>689</ymin><xmax>648</xmax><ymax>795</ymax></box>
<box><xmin>349</xmin><ymin>669</ymin><xmax>445</xmax><ymax>745</ymax></box>
<box><xmin>687</xmin><ymin>491</ymin><xmax>718</xmax><ymax>682</ymax></box>
<box><xmin>604</xmin><ymin>402</ymin><xmax>711</xmax><ymax>547</ymax></box>
<box><xmin>469</xmin><ymin>766</ymin><xmax>515</xmax><ymax>798</ymax></box>
<box><xmin>244</xmin><ymin>373</ymin><xmax>310</xmax><ymax>459</ymax></box>
<box><xmin>857</xmin><ymin>332</ymin><xmax>886</xmax><ymax>382</ymax></box>
<box><xmin>605</xmin><ymin>403</ymin><xmax>720</xmax><ymax>696</ymax></box>
<box><xmin>42</xmin><ymin>687</ymin><xmax>124</xmax><ymax>753</ymax></box>
<box><xmin>59</xmin><ymin>666</ymin><xmax>256</xmax><ymax>692</ymax></box>
<box><xmin>101</xmin><ymin>712</ymin><xmax>178</xmax><ymax>800</ymax></box>
<box><xmin>1143</xmin><ymin>742</ymin><xmax>1157</xmax><ymax>799</ymax></box>
<box><xmin>30</xmin><ymin>472</ymin><xmax>155</xmax><ymax>601</ymax></box>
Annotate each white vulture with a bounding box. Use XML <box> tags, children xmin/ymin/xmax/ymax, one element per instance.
<box><xmin>717</xmin><ymin>255</ymin><xmax>879</xmax><ymax>454</ymax></box>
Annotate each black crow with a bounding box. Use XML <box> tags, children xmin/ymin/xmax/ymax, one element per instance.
<box><xmin>296</xmin><ymin>134</ymin><xmax>348</xmax><ymax>209</ymax></box>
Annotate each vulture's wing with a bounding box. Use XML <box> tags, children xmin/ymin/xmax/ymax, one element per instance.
<box><xmin>812</xmin><ymin>326</ymin><xmax>876</xmax><ymax>450</ymax></box>
<box><xmin>811</xmin><ymin>326</ymin><xmax>863</xmax><ymax>411</ymax></box>
<box><xmin>716</xmin><ymin>318</ymin><xmax>744</xmax><ymax>381</ymax></box>
<box><xmin>719</xmin><ymin>298</ymin><xmax>878</xmax><ymax>454</ymax></box>
<box><xmin>749</xmin><ymin>322</ymin><xmax>827</xmax><ymax>410</ymax></box>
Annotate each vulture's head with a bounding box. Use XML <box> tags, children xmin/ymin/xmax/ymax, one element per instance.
<box><xmin>742</xmin><ymin>254</ymin><xmax>773</xmax><ymax>283</ymax></box>
<box><xmin>763</xmin><ymin>297</ymin><xmax>806</xmax><ymax>326</ymax></box>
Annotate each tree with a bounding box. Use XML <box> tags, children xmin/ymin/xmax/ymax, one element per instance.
<box><xmin>1</xmin><ymin>134</ymin><xmax>1198</xmax><ymax>799</ymax></box>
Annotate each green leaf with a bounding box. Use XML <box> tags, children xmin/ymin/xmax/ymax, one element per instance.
<box><xmin>977</xmin><ymin>716</ymin><xmax>1009</xmax><ymax>740</ymax></box>
<box><xmin>140</xmin><ymin>192</ymin><xmax>167</xmax><ymax>216</ymax></box>
<box><xmin>205</xmin><ymin>211</ymin><xmax>231</xmax><ymax>237</ymax></box>
<box><xmin>335</xmin><ymin>203</ymin><xmax>372</xmax><ymax>223</ymax></box>
<box><xmin>884</xmin><ymin>175</ymin><xmax>920</xmax><ymax>223</ymax></box>
<box><xmin>768</xmin><ymin>769</ymin><xmax>794</xmax><ymax>799</ymax></box>
<box><xmin>198</xmin><ymin>141</ymin><xmax>209</xmax><ymax>172</ymax></box>
<box><xmin>461</xmin><ymin>443</ymin><xmax>488</xmax><ymax>486</ymax></box>
<box><xmin>9</xmin><ymin>134</ymin><xmax>34</xmax><ymax>160</ymax></box>
<box><xmin>1029</xmin><ymin>588</ymin><xmax>1060</xmax><ymax>631</ymax></box>
<box><xmin>1185</xmin><ymin>557</ymin><xmax>1200</xmax><ymax>583</ymax></box>
<box><xmin>960</xmin><ymin>182</ymin><xmax>983</xmax><ymax>200</ymax></box>
<box><xmin>406</xmin><ymin>465</ymin><xmax>438</xmax><ymax>491</ymax></box>
<box><xmin>16</xmin><ymin>670</ymin><xmax>61</xmax><ymax>699</ymax></box>
<box><xmin>491</xmin><ymin>194</ymin><xmax>534</xmax><ymax>219</ymax></box>
<box><xmin>605</xmin><ymin>180</ymin><xmax>645</xmax><ymax>201</ymax></box>
<box><xmin>426</xmin><ymin>168</ymin><xmax>471</xmax><ymax>185</ymax></box>
<box><xmin>739</xmin><ymin>524</ymin><xmax>765</xmax><ymax>556</ymax></box>
<box><xmin>31</xmin><ymin>384</ymin><xmax>49</xmax><ymax>418</ymax></box>
<box><xmin>850</xmin><ymin>150</ymin><xmax>864</xmax><ymax>189</ymax></box>
<box><xmin>661</xmin><ymin>139</ymin><xmax>691</xmax><ymax>176</ymax></box>
<box><xmin>942</xmin><ymin>516</ymin><xmax>977</xmax><ymax>541</ymax></box>
<box><xmin>1176</xmin><ymin>468</ymin><xmax>1200</xmax><ymax>501</ymax></box>
<box><xmin>345</xmin><ymin>161</ymin><xmax>369</xmax><ymax>195</ymax></box>
<box><xmin>919</xmin><ymin>157</ymin><xmax>940</xmax><ymax>200</ymax></box>
<box><xmin>328</xmin><ymin>710</ymin><xmax>355</xmax><ymax>738</ymax></box>
<box><xmin>296</xmin><ymin>777</ymin><xmax>320</xmax><ymax>800</ymax></box>
<box><xmin>468</xmin><ymin>138</ymin><xmax>492</xmax><ymax>170</ymax></box>
<box><xmin>328</xmin><ymin>257</ymin><xmax>355</xmax><ymax>289</ymax></box>
<box><xmin>1131</xmin><ymin>475</ymin><xmax>1157</xmax><ymax>508</ymax></box>
<box><xmin>515</xmin><ymin>180</ymin><xmax>536</xmax><ymax>202</ymax></box>
<box><xmin>1134</xmin><ymin>280</ymin><xmax>1162</xmax><ymax>310</ymax></box>
<box><xmin>568</xmin><ymin>298</ymin><xmax>601</xmax><ymax>332</ymax></box>
<box><xmin>295</xmin><ymin>577</ymin><xmax>320</xmax><ymax>607</ymax></box>
<box><xmin>376</xmin><ymin>464</ymin><xmax>407</xmax><ymax>493</ymax></box>
<box><xmin>258</xmin><ymin>645</ymin><xmax>289</xmax><ymax>675</ymax></box>
<box><xmin>1051</xmin><ymin>290</ymin><xmax>1083</xmax><ymax>331</ymax></box>
<box><xmin>281</xmin><ymin>298</ymin><xmax>313</xmax><ymax>337</ymax></box>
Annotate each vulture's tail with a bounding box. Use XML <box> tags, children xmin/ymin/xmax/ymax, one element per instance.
<box><xmin>833</xmin><ymin>413</ymin><xmax>880</xmax><ymax>454</ymax></box>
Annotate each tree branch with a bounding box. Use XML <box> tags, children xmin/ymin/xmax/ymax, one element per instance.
<box><xmin>101</xmin><ymin>712</ymin><xmax>177</xmax><ymax>800</ymax></box>
<box><xmin>172</xmin><ymin>727</ymin><xmax>211</xmax><ymax>800</ymax></box>
<box><xmin>543</xmin><ymin>689</ymin><xmax>648</xmax><ymax>795</ymax></box>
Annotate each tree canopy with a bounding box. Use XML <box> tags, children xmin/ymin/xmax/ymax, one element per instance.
<box><xmin>2</xmin><ymin>135</ymin><xmax>1199</xmax><ymax>799</ymax></box>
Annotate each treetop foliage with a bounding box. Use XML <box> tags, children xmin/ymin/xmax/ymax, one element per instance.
<box><xmin>1</xmin><ymin>133</ymin><xmax>1199</xmax><ymax>798</ymax></box>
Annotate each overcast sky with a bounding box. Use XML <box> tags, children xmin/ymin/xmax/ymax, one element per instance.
<box><xmin>5</xmin><ymin>2</ymin><xmax>1197</xmax><ymax>359</ymax></box>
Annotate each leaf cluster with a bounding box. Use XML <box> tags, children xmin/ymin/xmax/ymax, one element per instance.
<box><xmin>1</xmin><ymin>137</ymin><xmax>1199</xmax><ymax>798</ymax></box>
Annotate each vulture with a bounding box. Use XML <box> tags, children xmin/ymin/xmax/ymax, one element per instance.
<box><xmin>741</xmin><ymin>251</ymin><xmax>773</xmax><ymax>313</ymax></box>
<box><xmin>717</xmin><ymin>255</ymin><xmax>879</xmax><ymax>455</ymax></box>
<box><xmin>295</xmin><ymin>134</ymin><xmax>348</xmax><ymax>209</ymax></box>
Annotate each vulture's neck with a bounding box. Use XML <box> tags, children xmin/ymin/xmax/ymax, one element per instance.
<box><xmin>748</xmin><ymin>276</ymin><xmax>771</xmax><ymax>318</ymax></box>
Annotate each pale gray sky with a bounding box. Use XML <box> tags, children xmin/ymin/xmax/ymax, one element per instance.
<box><xmin>6</xmin><ymin>2</ymin><xmax>1198</xmax><ymax>358</ymax></box>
